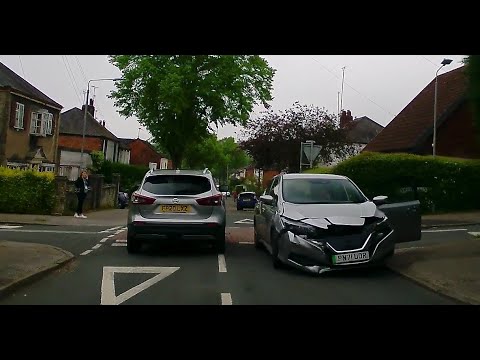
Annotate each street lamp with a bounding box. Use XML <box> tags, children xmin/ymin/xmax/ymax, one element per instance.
<box><xmin>80</xmin><ymin>77</ymin><xmax>122</xmax><ymax>168</ymax></box>
<box><xmin>432</xmin><ymin>58</ymin><xmax>453</xmax><ymax>157</ymax></box>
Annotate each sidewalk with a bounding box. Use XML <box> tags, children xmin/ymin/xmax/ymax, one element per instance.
<box><xmin>0</xmin><ymin>208</ymin><xmax>128</xmax><ymax>227</ymax></box>
<box><xmin>0</xmin><ymin>240</ymin><xmax>74</xmax><ymax>298</ymax></box>
<box><xmin>421</xmin><ymin>211</ymin><xmax>480</xmax><ymax>228</ymax></box>
<box><xmin>386</xmin><ymin>235</ymin><xmax>480</xmax><ymax>305</ymax></box>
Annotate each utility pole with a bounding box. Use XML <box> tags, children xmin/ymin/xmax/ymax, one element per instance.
<box><xmin>340</xmin><ymin>66</ymin><xmax>346</xmax><ymax>111</ymax></box>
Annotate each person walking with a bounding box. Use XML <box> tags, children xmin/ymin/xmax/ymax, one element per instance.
<box><xmin>74</xmin><ymin>170</ymin><xmax>90</xmax><ymax>218</ymax></box>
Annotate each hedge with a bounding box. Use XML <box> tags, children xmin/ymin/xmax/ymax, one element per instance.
<box><xmin>0</xmin><ymin>167</ymin><xmax>56</xmax><ymax>214</ymax></box>
<box><xmin>306</xmin><ymin>152</ymin><xmax>480</xmax><ymax>214</ymax></box>
<box><xmin>97</xmin><ymin>161</ymin><xmax>149</xmax><ymax>194</ymax></box>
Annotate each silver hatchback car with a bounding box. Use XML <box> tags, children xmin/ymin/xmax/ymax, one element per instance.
<box><xmin>126</xmin><ymin>168</ymin><xmax>227</xmax><ymax>254</ymax></box>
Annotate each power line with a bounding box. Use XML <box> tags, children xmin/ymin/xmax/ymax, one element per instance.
<box><xmin>420</xmin><ymin>55</ymin><xmax>438</xmax><ymax>67</ymax></box>
<box><xmin>18</xmin><ymin>56</ymin><xmax>26</xmax><ymax>79</ymax></box>
<box><xmin>74</xmin><ymin>55</ymin><xmax>88</xmax><ymax>83</ymax></box>
<box><xmin>310</xmin><ymin>57</ymin><xmax>396</xmax><ymax>118</ymax></box>
<box><xmin>64</xmin><ymin>55</ymin><xmax>83</xmax><ymax>100</ymax></box>
<box><xmin>61</xmin><ymin>55</ymin><xmax>83</xmax><ymax>104</ymax></box>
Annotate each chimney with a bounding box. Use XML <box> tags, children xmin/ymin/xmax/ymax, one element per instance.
<box><xmin>340</xmin><ymin>109</ymin><xmax>354</xmax><ymax>128</ymax></box>
<box><xmin>82</xmin><ymin>98</ymin><xmax>95</xmax><ymax>117</ymax></box>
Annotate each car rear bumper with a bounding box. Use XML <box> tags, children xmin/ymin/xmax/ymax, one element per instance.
<box><xmin>127</xmin><ymin>214</ymin><xmax>225</xmax><ymax>241</ymax></box>
<box><xmin>277</xmin><ymin>229</ymin><xmax>396</xmax><ymax>274</ymax></box>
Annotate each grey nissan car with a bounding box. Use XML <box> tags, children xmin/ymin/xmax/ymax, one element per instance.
<box><xmin>126</xmin><ymin>169</ymin><xmax>227</xmax><ymax>254</ymax></box>
<box><xmin>253</xmin><ymin>173</ymin><xmax>421</xmax><ymax>274</ymax></box>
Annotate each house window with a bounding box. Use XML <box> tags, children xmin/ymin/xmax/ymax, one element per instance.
<box><xmin>15</xmin><ymin>103</ymin><xmax>24</xmax><ymax>129</ymax></box>
<box><xmin>30</xmin><ymin>111</ymin><xmax>53</xmax><ymax>136</ymax></box>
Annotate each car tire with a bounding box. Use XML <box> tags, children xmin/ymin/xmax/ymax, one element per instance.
<box><xmin>215</xmin><ymin>227</ymin><xmax>226</xmax><ymax>254</ymax></box>
<box><xmin>254</xmin><ymin>222</ymin><xmax>262</xmax><ymax>250</ymax></box>
<box><xmin>271</xmin><ymin>229</ymin><xmax>284</xmax><ymax>269</ymax></box>
<box><xmin>127</xmin><ymin>232</ymin><xmax>141</xmax><ymax>254</ymax></box>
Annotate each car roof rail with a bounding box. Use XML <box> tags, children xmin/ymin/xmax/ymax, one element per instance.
<box><xmin>203</xmin><ymin>167</ymin><xmax>211</xmax><ymax>174</ymax></box>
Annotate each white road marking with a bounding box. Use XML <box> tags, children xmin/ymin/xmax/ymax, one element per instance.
<box><xmin>234</xmin><ymin>219</ymin><xmax>254</xmax><ymax>224</ymax></box>
<box><xmin>112</xmin><ymin>243</ymin><xmax>127</xmax><ymax>247</ymax></box>
<box><xmin>239</xmin><ymin>242</ymin><xmax>253</xmax><ymax>245</ymax></box>
<box><xmin>218</xmin><ymin>254</ymin><xmax>227</xmax><ymax>273</ymax></box>
<box><xmin>92</xmin><ymin>244</ymin><xmax>102</xmax><ymax>250</ymax></box>
<box><xmin>107</xmin><ymin>234</ymin><xmax>115</xmax><ymax>238</ymax></box>
<box><xmin>422</xmin><ymin>228</ymin><xmax>467</xmax><ymax>233</ymax></box>
<box><xmin>106</xmin><ymin>226</ymin><xmax>122</xmax><ymax>232</ymax></box>
<box><xmin>101</xmin><ymin>266</ymin><xmax>180</xmax><ymax>305</ymax></box>
<box><xmin>116</xmin><ymin>239</ymin><xmax>127</xmax><ymax>243</ymax></box>
<box><xmin>100</xmin><ymin>238</ymin><xmax>109</xmax><ymax>243</ymax></box>
<box><xmin>221</xmin><ymin>293</ymin><xmax>232</xmax><ymax>305</ymax></box>
<box><xmin>80</xmin><ymin>250</ymin><xmax>92</xmax><ymax>256</ymax></box>
<box><xmin>0</xmin><ymin>225</ymin><xmax>22</xmax><ymax>229</ymax></box>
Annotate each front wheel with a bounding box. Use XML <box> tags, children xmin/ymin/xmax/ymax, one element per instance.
<box><xmin>271</xmin><ymin>230</ymin><xmax>284</xmax><ymax>269</ymax></box>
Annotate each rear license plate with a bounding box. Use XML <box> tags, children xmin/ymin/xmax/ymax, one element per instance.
<box><xmin>159</xmin><ymin>205</ymin><xmax>191</xmax><ymax>213</ymax></box>
<box><xmin>332</xmin><ymin>251</ymin><xmax>369</xmax><ymax>264</ymax></box>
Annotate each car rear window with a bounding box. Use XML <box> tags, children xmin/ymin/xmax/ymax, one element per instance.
<box><xmin>142</xmin><ymin>175</ymin><xmax>211</xmax><ymax>195</ymax></box>
<box><xmin>239</xmin><ymin>193</ymin><xmax>255</xmax><ymax>199</ymax></box>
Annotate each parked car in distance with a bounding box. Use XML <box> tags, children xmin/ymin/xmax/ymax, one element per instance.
<box><xmin>237</xmin><ymin>191</ymin><xmax>257</xmax><ymax>210</ymax></box>
<box><xmin>253</xmin><ymin>173</ymin><xmax>421</xmax><ymax>274</ymax></box>
<box><xmin>127</xmin><ymin>168</ymin><xmax>228</xmax><ymax>254</ymax></box>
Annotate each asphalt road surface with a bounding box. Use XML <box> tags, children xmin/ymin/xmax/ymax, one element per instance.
<box><xmin>0</xmin><ymin>200</ymin><xmax>474</xmax><ymax>305</ymax></box>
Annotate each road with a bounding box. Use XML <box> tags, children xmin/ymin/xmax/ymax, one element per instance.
<box><xmin>0</xmin><ymin>200</ymin><xmax>475</xmax><ymax>305</ymax></box>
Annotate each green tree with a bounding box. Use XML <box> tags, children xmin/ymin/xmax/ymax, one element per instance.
<box><xmin>108</xmin><ymin>55</ymin><xmax>276</xmax><ymax>168</ymax></box>
<box><xmin>465</xmin><ymin>55</ymin><xmax>480</xmax><ymax>143</ymax></box>
<box><xmin>183</xmin><ymin>134</ymin><xmax>251</xmax><ymax>181</ymax></box>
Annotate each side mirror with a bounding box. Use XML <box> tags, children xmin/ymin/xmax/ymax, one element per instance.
<box><xmin>373</xmin><ymin>195</ymin><xmax>388</xmax><ymax>206</ymax></box>
<box><xmin>260</xmin><ymin>194</ymin><xmax>275</xmax><ymax>206</ymax></box>
<box><xmin>219</xmin><ymin>185</ymin><xmax>229</xmax><ymax>193</ymax></box>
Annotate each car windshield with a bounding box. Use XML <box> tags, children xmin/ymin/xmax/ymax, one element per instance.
<box><xmin>282</xmin><ymin>178</ymin><xmax>367</xmax><ymax>204</ymax></box>
<box><xmin>142</xmin><ymin>175</ymin><xmax>211</xmax><ymax>195</ymax></box>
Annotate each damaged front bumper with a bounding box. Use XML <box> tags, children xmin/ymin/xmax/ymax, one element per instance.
<box><xmin>277</xmin><ymin>228</ymin><xmax>396</xmax><ymax>274</ymax></box>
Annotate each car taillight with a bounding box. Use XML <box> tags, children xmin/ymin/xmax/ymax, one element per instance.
<box><xmin>131</xmin><ymin>192</ymin><xmax>156</xmax><ymax>205</ymax></box>
<box><xmin>196</xmin><ymin>194</ymin><xmax>222</xmax><ymax>206</ymax></box>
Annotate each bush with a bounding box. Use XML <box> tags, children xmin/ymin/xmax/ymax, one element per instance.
<box><xmin>0</xmin><ymin>167</ymin><xmax>55</xmax><ymax>214</ymax></box>
<box><xmin>97</xmin><ymin>161</ymin><xmax>149</xmax><ymax>193</ymax></box>
<box><xmin>310</xmin><ymin>152</ymin><xmax>480</xmax><ymax>214</ymax></box>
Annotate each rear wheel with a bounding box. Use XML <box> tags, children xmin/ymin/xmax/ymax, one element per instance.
<box><xmin>215</xmin><ymin>227</ymin><xmax>226</xmax><ymax>254</ymax></box>
<box><xmin>127</xmin><ymin>231</ymin><xmax>141</xmax><ymax>254</ymax></box>
<box><xmin>254</xmin><ymin>219</ymin><xmax>262</xmax><ymax>250</ymax></box>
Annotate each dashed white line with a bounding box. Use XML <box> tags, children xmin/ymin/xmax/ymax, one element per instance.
<box><xmin>107</xmin><ymin>234</ymin><xmax>115</xmax><ymax>238</ymax></box>
<box><xmin>92</xmin><ymin>244</ymin><xmax>102</xmax><ymax>250</ymax></box>
<box><xmin>80</xmin><ymin>250</ymin><xmax>92</xmax><ymax>256</ymax></box>
<box><xmin>422</xmin><ymin>228</ymin><xmax>467</xmax><ymax>233</ymax></box>
<box><xmin>112</xmin><ymin>243</ymin><xmax>127</xmax><ymax>247</ymax></box>
<box><xmin>116</xmin><ymin>239</ymin><xmax>127</xmax><ymax>243</ymax></box>
<box><xmin>100</xmin><ymin>238</ymin><xmax>109</xmax><ymax>243</ymax></box>
<box><xmin>218</xmin><ymin>254</ymin><xmax>227</xmax><ymax>273</ymax></box>
<box><xmin>221</xmin><ymin>293</ymin><xmax>232</xmax><ymax>305</ymax></box>
<box><xmin>239</xmin><ymin>242</ymin><xmax>253</xmax><ymax>245</ymax></box>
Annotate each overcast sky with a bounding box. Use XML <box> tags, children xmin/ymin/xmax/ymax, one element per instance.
<box><xmin>0</xmin><ymin>55</ymin><xmax>466</xmax><ymax>142</ymax></box>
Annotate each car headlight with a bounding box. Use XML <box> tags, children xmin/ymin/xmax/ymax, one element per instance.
<box><xmin>281</xmin><ymin>217</ymin><xmax>319</xmax><ymax>238</ymax></box>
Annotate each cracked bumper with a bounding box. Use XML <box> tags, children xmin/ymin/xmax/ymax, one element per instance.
<box><xmin>277</xmin><ymin>230</ymin><xmax>396</xmax><ymax>274</ymax></box>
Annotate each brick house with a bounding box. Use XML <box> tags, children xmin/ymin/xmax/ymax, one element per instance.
<box><xmin>0</xmin><ymin>62</ymin><xmax>63</xmax><ymax>172</ymax></box>
<box><xmin>58</xmin><ymin>99</ymin><xmax>131</xmax><ymax>180</ymax></box>
<box><xmin>319</xmin><ymin>110</ymin><xmax>384</xmax><ymax>166</ymax></box>
<box><xmin>119</xmin><ymin>138</ymin><xmax>172</xmax><ymax>169</ymax></box>
<box><xmin>363</xmin><ymin>65</ymin><xmax>480</xmax><ymax>158</ymax></box>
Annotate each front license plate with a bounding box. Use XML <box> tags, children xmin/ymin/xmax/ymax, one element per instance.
<box><xmin>332</xmin><ymin>251</ymin><xmax>370</xmax><ymax>264</ymax></box>
<box><xmin>159</xmin><ymin>205</ymin><xmax>191</xmax><ymax>213</ymax></box>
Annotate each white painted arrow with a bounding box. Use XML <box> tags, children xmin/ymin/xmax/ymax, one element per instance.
<box><xmin>101</xmin><ymin>266</ymin><xmax>180</xmax><ymax>305</ymax></box>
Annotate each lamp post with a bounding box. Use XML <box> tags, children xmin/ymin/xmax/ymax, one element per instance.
<box><xmin>432</xmin><ymin>58</ymin><xmax>453</xmax><ymax>157</ymax></box>
<box><xmin>80</xmin><ymin>77</ymin><xmax>122</xmax><ymax>168</ymax></box>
